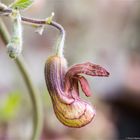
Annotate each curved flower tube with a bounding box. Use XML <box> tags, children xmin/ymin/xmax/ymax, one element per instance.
<box><xmin>44</xmin><ymin>55</ymin><xmax>109</xmax><ymax>128</ymax></box>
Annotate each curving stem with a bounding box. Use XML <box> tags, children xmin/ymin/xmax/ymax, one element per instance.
<box><xmin>0</xmin><ymin>18</ymin><xmax>43</xmax><ymax>140</ymax></box>
<box><xmin>21</xmin><ymin>16</ymin><xmax>66</xmax><ymax>57</ymax></box>
<box><xmin>0</xmin><ymin>2</ymin><xmax>66</xmax><ymax>57</ymax></box>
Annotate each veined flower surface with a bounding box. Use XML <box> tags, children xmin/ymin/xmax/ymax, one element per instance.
<box><xmin>44</xmin><ymin>55</ymin><xmax>109</xmax><ymax>128</ymax></box>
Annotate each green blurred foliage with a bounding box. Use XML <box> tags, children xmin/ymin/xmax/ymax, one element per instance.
<box><xmin>0</xmin><ymin>91</ymin><xmax>21</xmax><ymax>122</ymax></box>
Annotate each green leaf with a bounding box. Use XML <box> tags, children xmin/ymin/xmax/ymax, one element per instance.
<box><xmin>0</xmin><ymin>91</ymin><xmax>21</xmax><ymax>121</ymax></box>
<box><xmin>10</xmin><ymin>0</ymin><xmax>34</xmax><ymax>10</ymax></box>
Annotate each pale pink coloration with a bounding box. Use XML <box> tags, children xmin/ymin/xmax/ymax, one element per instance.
<box><xmin>45</xmin><ymin>55</ymin><xmax>109</xmax><ymax>128</ymax></box>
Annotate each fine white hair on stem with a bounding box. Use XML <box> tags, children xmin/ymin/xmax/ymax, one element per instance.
<box><xmin>7</xmin><ymin>10</ymin><xmax>23</xmax><ymax>59</ymax></box>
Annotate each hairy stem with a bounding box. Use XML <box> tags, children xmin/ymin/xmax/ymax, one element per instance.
<box><xmin>0</xmin><ymin>18</ymin><xmax>42</xmax><ymax>140</ymax></box>
<box><xmin>22</xmin><ymin>17</ymin><xmax>65</xmax><ymax>57</ymax></box>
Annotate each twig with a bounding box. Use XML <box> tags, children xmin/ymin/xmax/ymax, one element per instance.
<box><xmin>0</xmin><ymin>2</ymin><xmax>65</xmax><ymax>56</ymax></box>
<box><xmin>21</xmin><ymin>17</ymin><xmax>65</xmax><ymax>57</ymax></box>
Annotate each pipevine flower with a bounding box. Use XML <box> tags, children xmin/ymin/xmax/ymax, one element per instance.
<box><xmin>44</xmin><ymin>19</ymin><xmax>109</xmax><ymax>127</ymax></box>
<box><xmin>44</xmin><ymin>55</ymin><xmax>109</xmax><ymax>128</ymax></box>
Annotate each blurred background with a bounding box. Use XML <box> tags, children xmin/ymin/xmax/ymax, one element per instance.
<box><xmin>0</xmin><ymin>0</ymin><xmax>140</xmax><ymax>139</ymax></box>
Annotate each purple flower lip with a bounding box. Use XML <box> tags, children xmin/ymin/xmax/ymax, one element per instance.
<box><xmin>45</xmin><ymin>55</ymin><xmax>109</xmax><ymax>128</ymax></box>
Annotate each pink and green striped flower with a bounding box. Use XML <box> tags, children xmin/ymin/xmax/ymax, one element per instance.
<box><xmin>45</xmin><ymin>55</ymin><xmax>109</xmax><ymax>128</ymax></box>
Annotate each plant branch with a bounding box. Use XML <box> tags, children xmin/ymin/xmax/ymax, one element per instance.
<box><xmin>0</xmin><ymin>2</ymin><xmax>66</xmax><ymax>56</ymax></box>
<box><xmin>22</xmin><ymin>17</ymin><xmax>65</xmax><ymax>56</ymax></box>
<box><xmin>21</xmin><ymin>16</ymin><xmax>65</xmax><ymax>56</ymax></box>
<box><xmin>0</xmin><ymin>18</ymin><xmax>43</xmax><ymax>140</ymax></box>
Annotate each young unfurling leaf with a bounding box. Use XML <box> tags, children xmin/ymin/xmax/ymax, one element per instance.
<box><xmin>10</xmin><ymin>0</ymin><xmax>34</xmax><ymax>10</ymax></box>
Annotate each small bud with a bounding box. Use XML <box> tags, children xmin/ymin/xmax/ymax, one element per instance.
<box><xmin>46</xmin><ymin>12</ymin><xmax>55</xmax><ymax>24</ymax></box>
